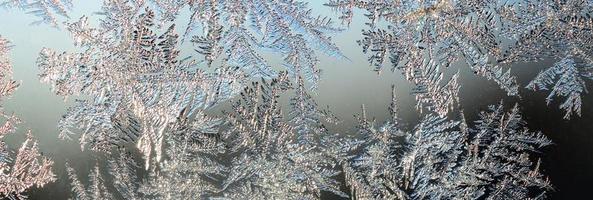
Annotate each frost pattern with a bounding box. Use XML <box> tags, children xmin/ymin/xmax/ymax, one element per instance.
<box><xmin>0</xmin><ymin>36</ymin><xmax>55</xmax><ymax>200</ymax></box>
<box><xmin>411</xmin><ymin>62</ymin><xmax>461</xmax><ymax>117</ymax></box>
<box><xmin>148</xmin><ymin>0</ymin><xmax>346</xmax><ymax>87</ymax></box>
<box><xmin>60</xmin><ymin>82</ymin><xmax>553</xmax><ymax>199</ymax></box>
<box><xmin>289</xmin><ymin>75</ymin><xmax>339</xmax><ymax>143</ymax></box>
<box><xmin>63</xmin><ymin>74</ymin><xmax>346</xmax><ymax>199</ymax></box>
<box><xmin>18</xmin><ymin>0</ymin><xmax>567</xmax><ymax>199</ymax></box>
<box><xmin>0</xmin><ymin>0</ymin><xmax>72</xmax><ymax>27</ymax></box>
<box><xmin>326</xmin><ymin>0</ymin><xmax>521</xmax><ymax>101</ymax></box>
<box><xmin>501</xmin><ymin>0</ymin><xmax>593</xmax><ymax>119</ymax></box>
<box><xmin>527</xmin><ymin>57</ymin><xmax>591</xmax><ymax>119</ymax></box>
<box><xmin>36</xmin><ymin>0</ymin><xmax>349</xmax><ymax>170</ymax></box>
<box><xmin>216</xmin><ymin>74</ymin><xmax>345</xmax><ymax>198</ymax></box>
<box><xmin>333</xmin><ymin>90</ymin><xmax>552</xmax><ymax>199</ymax></box>
<box><xmin>325</xmin><ymin>0</ymin><xmax>593</xmax><ymax>117</ymax></box>
<box><xmin>37</xmin><ymin>4</ymin><xmax>244</xmax><ymax>169</ymax></box>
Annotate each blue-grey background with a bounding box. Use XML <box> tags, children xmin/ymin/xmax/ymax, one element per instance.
<box><xmin>0</xmin><ymin>1</ymin><xmax>592</xmax><ymax>199</ymax></box>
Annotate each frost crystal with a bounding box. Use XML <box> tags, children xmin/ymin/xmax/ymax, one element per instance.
<box><xmin>326</xmin><ymin>0</ymin><xmax>520</xmax><ymax>99</ymax></box>
<box><xmin>325</xmin><ymin>0</ymin><xmax>593</xmax><ymax>117</ymax></box>
<box><xmin>216</xmin><ymin>74</ymin><xmax>345</xmax><ymax>198</ymax></box>
<box><xmin>527</xmin><ymin>56</ymin><xmax>591</xmax><ymax>119</ymax></box>
<box><xmin>66</xmin><ymin>162</ymin><xmax>114</xmax><ymax>200</ymax></box>
<box><xmin>501</xmin><ymin>0</ymin><xmax>593</xmax><ymax>119</ymax></box>
<box><xmin>289</xmin><ymin>75</ymin><xmax>338</xmax><ymax>143</ymax></box>
<box><xmin>148</xmin><ymin>0</ymin><xmax>347</xmax><ymax>87</ymax></box>
<box><xmin>0</xmin><ymin>0</ymin><xmax>72</xmax><ymax>27</ymax></box>
<box><xmin>63</xmin><ymin>74</ymin><xmax>346</xmax><ymax>199</ymax></box>
<box><xmin>333</xmin><ymin>88</ymin><xmax>552</xmax><ymax>199</ymax></box>
<box><xmin>17</xmin><ymin>0</ymin><xmax>569</xmax><ymax>199</ymax></box>
<box><xmin>0</xmin><ymin>36</ymin><xmax>55</xmax><ymax>200</ymax></box>
<box><xmin>37</xmin><ymin>4</ymin><xmax>244</xmax><ymax>169</ymax></box>
<box><xmin>37</xmin><ymin>0</ymin><xmax>347</xmax><ymax>170</ymax></box>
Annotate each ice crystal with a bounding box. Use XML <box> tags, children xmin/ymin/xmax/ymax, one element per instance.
<box><xmin>326</xmin><ymin>0</ymin><xmax>593</xmax><ymax>118</ymax></box>
<box><xmin>66</xmin><ymin>122</ymin><xmax>225</xmax><ymax>200</ymax></box>
<box><xmin>289</xmin><ymin>75</ymin><xmax>338</xmax><ymax>143</ymax></box>
<box><xmin>0</xmin><ymin>37</ymin><xmax>55</xmax><ymax>200</ymax></box>
<box><xmin>138</xmin><ymin>111</ymin><xmax>226</xmax><ymax>199</ymax></box>
<box><xmin>37</xmin><ymin>0</ymin><xmax>347</xmax><ymax>171</ymax></box>
<box><xmin>0</xmin><ymin>131</ymin><xmax>56</xmax><ymax>200</ymax></box>
<box><xmin>411</xmin><ymin>62</ymin><xmax>460</xmax><ymax>117</ymax></box>
<box><xmin>62</xmin><ymin>74</ymin><xmax>346</xmax><ymax>199</ymax></box>
<box><xmin>37</xmin><ymin>3</ymin><xmax>244</xmax><ymax>169</ymax></box>
<box><xmin>66</xmin><ymin>162</ymin><xmax>114</xmax><ymax>200</ymax></box>
<box><xmin>155</xmin><ymin>0</ymin><xmax>347</xmax><ymax>86</ymax></box>
<box><xmin>0</xmin><ymin>37</ymin><xmax>18</xmax><ymax>97</ymax></box>
<box><xmin>19</xmin><ymin>0</ymin><xmax>569</xmax><ymax>199</ymax></box>
<box><xmin>216</xmin><ymin>74</ymin><xmax>346</xmax><ymax>199</ymax></box>
<box><xmin>326</xmin><ymin>0</ymin><xmax>520</xmax><ymax>98</ymax></box>
<box><xmin>0</xmin><ymin>0</ymin><xmax>72</xmax><ymax>27</ymax></box>
<box><xmin>501</xmin><ymin>0</ymin><xmax>593</xmax><ymax>119</ymax></box>
<box><xmin>333</xmin><ymin>88</ymin><xmax>552</xmax><ymax>199</ymax></box>
<box><xmin>527</xmin><ymin>56</ymin><xmax>591</xmax><ymax>119</ymax></box>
